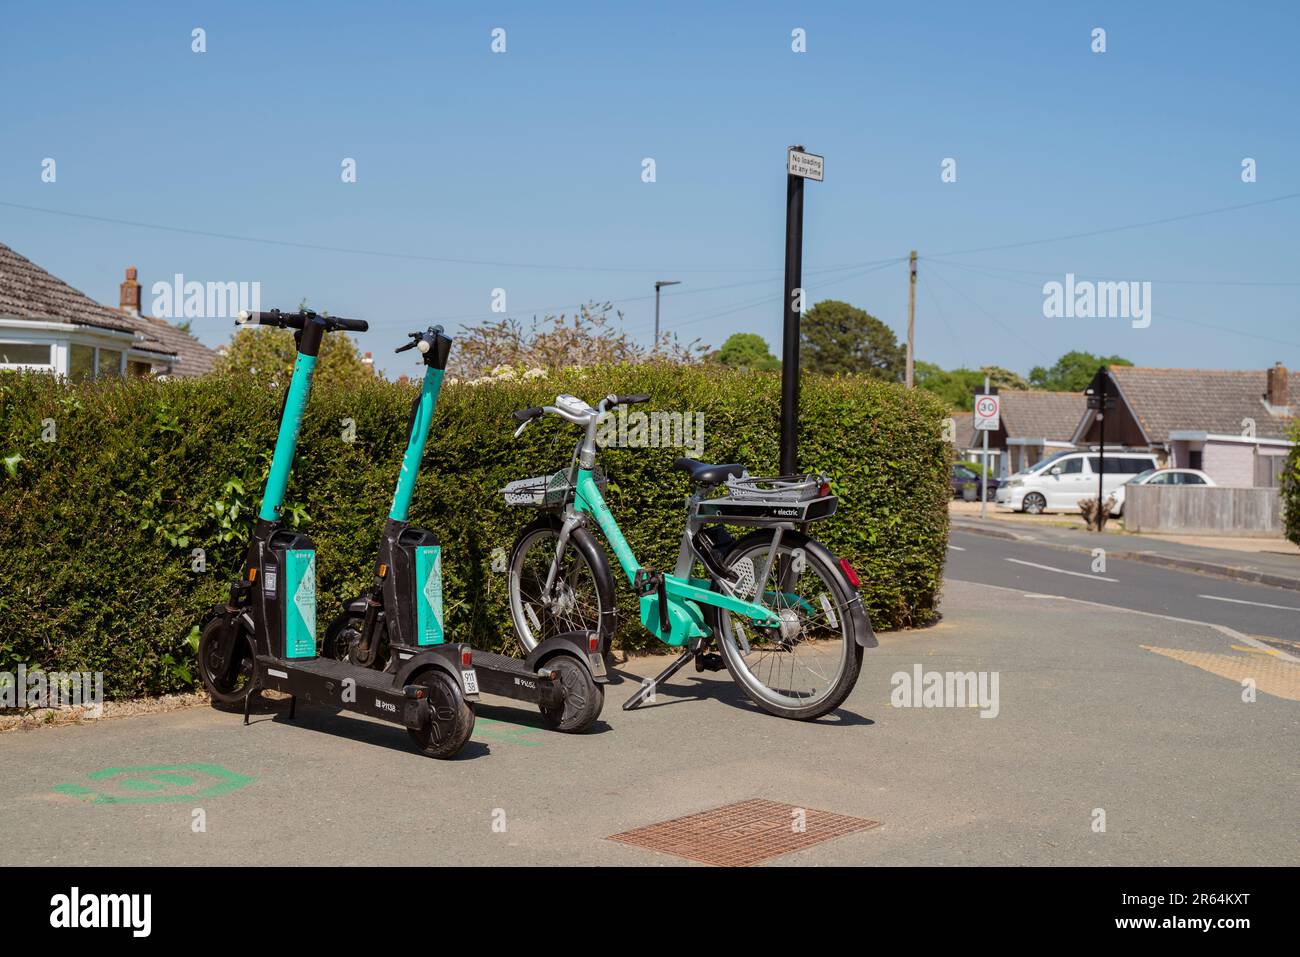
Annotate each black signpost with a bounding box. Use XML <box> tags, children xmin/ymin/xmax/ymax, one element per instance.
<box><xmin>780</xmin><ymin>146</ymin><xmax>823</xmax><ymax>475</ymax></box>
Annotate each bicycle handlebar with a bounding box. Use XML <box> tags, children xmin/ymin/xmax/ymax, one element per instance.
<box><xmin>512</xmin><ymin>406</ymin><xmax>545</xmax><ymax>424</ymax></box>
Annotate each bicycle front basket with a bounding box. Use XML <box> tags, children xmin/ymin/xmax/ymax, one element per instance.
<box><xmin>501</xmin><ymin>468</ymin><xmax>607</xmax><ymax>509</ymax></box>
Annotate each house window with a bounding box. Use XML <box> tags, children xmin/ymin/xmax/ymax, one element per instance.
<box><xmin>69</xmin><ymin>344</ymin><xmax>96</xmax><ymax>381</ymax></box>
<box><xmin>127</xmin><ymin>360</ymin><xmax>152</xmax><ymax>377</ymax></box>
<box><xmin>0</xmin><ymin>342</ymin><xmax>53</xmax><ymax>367</ymax></box>
<box><xmin>97</xmin><ymin>348</ymin><xmax>123</xmax><ymax>378</ymax></box>
<box><xmin>1188</xmin><ymin>450</ymin><xmax>1203</xmax><ymax>470</ymax></box>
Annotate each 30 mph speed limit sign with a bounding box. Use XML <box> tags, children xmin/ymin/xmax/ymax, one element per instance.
<box><xmin>974</xmin><ymin>394</ymin><xmax>1001</xmax><ymax>431</ymax></box>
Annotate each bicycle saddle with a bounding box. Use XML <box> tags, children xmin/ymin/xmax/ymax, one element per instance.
<box><xmin>672</xmin><ymin>458</ymin><xmax>745</xmax><ymax>486</ymax></box>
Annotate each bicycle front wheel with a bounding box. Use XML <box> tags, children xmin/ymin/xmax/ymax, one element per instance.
<box><xmin>714</xmin><ymin>529</ymin><xmax>864</xmax><ymax>720</ymax></box>
<box><xmin>507</xmin><ymin>515</ymin><xmax>617</xmax><ymax>653</ymax></box>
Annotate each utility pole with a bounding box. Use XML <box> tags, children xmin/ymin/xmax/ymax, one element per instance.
<box><xmin>906</xmin><ymin>250</ymin><xmax>917</xmax><ymax>388</ymax></box>
<box><xmin>981</xmin><ymin>373</ymin><xmax>990</xmax><ymax>519</ymax></box>
<box><xmin>653</xmin><ymin>280</ymin><xmax>680</xmax><ymax>349</ymax></box>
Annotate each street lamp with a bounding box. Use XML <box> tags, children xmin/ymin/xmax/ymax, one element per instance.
<box><xmin>654</xmin><ymin>280</ymin><xmax>681</xmax><ymax>348</ymax></box>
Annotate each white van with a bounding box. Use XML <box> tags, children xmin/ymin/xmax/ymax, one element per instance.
<box><xmin>995</xmin><ymin>450</ymin><xmax>1159</xmax><ymax>515</ymax></box>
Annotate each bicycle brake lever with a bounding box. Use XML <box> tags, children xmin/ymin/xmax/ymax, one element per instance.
<box><xmin>512</xmin><ymin>420</ymin><xmax>530</xmax><ymax>439</ymax></box>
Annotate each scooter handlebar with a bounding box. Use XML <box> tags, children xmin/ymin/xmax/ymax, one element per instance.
<box><xmin>236</xmin><ymin>310</ymin><xmax>367</xmax><ymax>333</ymax></box>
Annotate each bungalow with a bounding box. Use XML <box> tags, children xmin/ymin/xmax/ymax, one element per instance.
<box><xmin>1072</xmin><ymin>364</ymin><xmax>1296</xmax><ymax>487</ymax></box>
<box><xmin>948</xmin><ymin>391</ymin><xmax>1088</xmax><ymax>477</ymax></box>
<box><xmin>0</xmin><ymin>241</ymin><xmax>216</xmax><ymax>379</ymax></box>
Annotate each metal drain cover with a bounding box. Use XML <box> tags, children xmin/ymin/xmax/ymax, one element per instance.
<box><xmin>608</xmin><ymin>798</ymin><xmax>880</xmax><ymax>866</ymax></box>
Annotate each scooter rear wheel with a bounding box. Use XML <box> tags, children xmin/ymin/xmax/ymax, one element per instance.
<box><xmin>406</xmin><ymin>669</ymin><xmax>475</xmax><ymax>759</ymax></box>
<box><xmin>538</xmin><ymin>654</ymin><xmax>604</xmax><ymax>733</ymax></box>
<box><xmin>198</xmin><ymin>617</ymin><xmax>256</xmax><ymax>710</ymax></box>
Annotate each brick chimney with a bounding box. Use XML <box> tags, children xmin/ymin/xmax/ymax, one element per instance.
<box><xmin>119</xmin><ymin>266</ymin><xmax>142</xmax><ymax>315</ymax></box>
<box><xmin>1266</xmin><ymin>361</ymin><xmax>1289</xmax><ymax>410</ymax></box>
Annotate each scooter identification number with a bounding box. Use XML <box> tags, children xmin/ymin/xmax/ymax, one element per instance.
<box><xmin>462</xmin><ymin>669</ymin><xmax>479</xmax><ymax>694</ymax></box>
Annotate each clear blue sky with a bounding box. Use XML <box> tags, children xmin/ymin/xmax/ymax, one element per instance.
<box><xmin>2</xmin><ymin>1</ymin><xmax>1297</xmax><ymax>377</ymax></box>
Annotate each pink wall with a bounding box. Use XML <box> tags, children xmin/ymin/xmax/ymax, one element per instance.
<box><xmin>1201</xmin><ymin>441</ymin><xmax>1255</xmax><ymax>487</ymax></box>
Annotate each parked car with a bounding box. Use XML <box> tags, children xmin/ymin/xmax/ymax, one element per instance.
<box><xmin>952</xmin><ymin>462</ymin><xmax>1000</xmax><ymax>500</ymax></box>
<box><xmin>1109</xmin><ymin>468</ymin><xmax>1215</xmax><ymax>516</ymax></box>
<box><xmin>995</xmin><ymin>450</ymin><xmax>1160</xmax><ymax>515</ymax></box>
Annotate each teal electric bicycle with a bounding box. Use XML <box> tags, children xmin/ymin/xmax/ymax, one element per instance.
<box><xmin>503</xmin><ymin>394</ymin><xmax>876</xmax><ymax>720</ymax></box>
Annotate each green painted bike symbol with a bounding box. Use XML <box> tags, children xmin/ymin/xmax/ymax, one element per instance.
<box><xmin>52</xmin><ymin>763</ymin><xmax>254</xmax><ymax>804</ymax></box>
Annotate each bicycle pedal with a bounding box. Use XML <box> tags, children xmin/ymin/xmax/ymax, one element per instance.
<box><xmin>694</xmin><ymin>652</ymin><xmax>726</xmax><ymax>673</ymax></box>
<box><xmin>633</xmin><ymin>568</ymin><xmax>664</xmax><ymax>597</ymax></box>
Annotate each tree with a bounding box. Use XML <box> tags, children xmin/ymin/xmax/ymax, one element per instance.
<box><xmin>1029</xmin><ymin>351</ymin><xmax>1132</xmax><ymax>392</ymax></box>
<box><xmin>715</xmin><ymin>332</ymin><xmax>779</xmax><ymax>371</ymax></box>
<box><xmin>449</xmin><ymin>301</ymin><xmax>706</xmax><ymax>378</ymax></box>
<box><xmin>915</xmin><ymin>362</ymin><xmax>1029</xmax><ymax>411</ymax></box>
<box><xmin>214</xmin><ymin>306</ymin><xmax>375</xmax><ymax>389</ymax></box>
<box><xmin>800</xmin><ymin>299</ymin><xmax>905</xmax><ymax>380</ymax></box>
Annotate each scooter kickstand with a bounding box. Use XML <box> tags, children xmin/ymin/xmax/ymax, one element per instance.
<box><xmin>242</xmin><ymin>680</ymin><xmax>257</xmax><ymax>726</ymax></box>
<box><xmin>622</xmin><ymin>647</ymin><xmax>693</xmax><ymax>711</ymax></box>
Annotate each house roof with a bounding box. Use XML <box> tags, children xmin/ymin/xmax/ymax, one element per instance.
<box><xmin>0</xmin><ymin>241</ymin><xmax>218</xmax><ymax>375</ymax></box>
<box><xmin>133</xmin><ymin>312</ymin><xmax>218</xmax><ymax>375</ymax></box>
<box><xmin>0</xmin><ymin>241</ymin><xmax>141</xmax><ymax>334</ymax></box>
<box><xmin>998</xmin><ymin>390</ymin><xmax>1087</xmax><ymax>441</ymax></box>
<box><xmin>1105</xmin><ymin>366</ymin><xmax>1297</xmax><ymax>442</ymax></box>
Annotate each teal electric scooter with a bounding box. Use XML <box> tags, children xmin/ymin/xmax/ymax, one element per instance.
<box><xmin>198</xmin><ymin>310</ymin><xmax>480</xmax><ymax>758</ymax></box>
<box><xmin>321</xmin><ymin>326</ymin><xmax>607</xmax><ymax>734</ymax></box>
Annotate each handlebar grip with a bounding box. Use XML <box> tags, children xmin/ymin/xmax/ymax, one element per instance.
<box><xmin>330</xmin><ymin>317</ymin><xmax>368</xmax><ymax>333</ymax></box>
<box><xmin>615</xmin><ymin>394</ymin><xmax>650</xmax><ymax>406</ymax></box>
<box><xmin>512</xmin><ymin>406</ymin><xmax>545</xmax><ymax>424</ymax></box>
<box><xmin>237</xmin><ymin>310</ymin><xmax>299</xmax><ymax>329</ymax></box>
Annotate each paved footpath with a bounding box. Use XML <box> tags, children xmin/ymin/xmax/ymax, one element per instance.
<box><xmin>2</xmin><ymin>580</ymin><xmax>1295</xmax><ymax>866</ymax></box>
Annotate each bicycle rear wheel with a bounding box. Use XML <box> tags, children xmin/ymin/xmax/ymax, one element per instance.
<box><xmin>713</xmin><ymin>530</ymin><xmax>864</xmax><ymax>720</ymax></box>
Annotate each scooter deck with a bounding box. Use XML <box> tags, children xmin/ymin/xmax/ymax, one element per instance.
<box><xmin>390</xmin><ymin>644</ymin><xmax>564</xmax><ymax>708</ymax></box>
<box><xmin>254</xmin><ymin>655</ymin><xmax>438</xmax><ymax>729</ymax></box>
<box><xmin>469</xmin><ymin>649</ymin><xmax>565</xmax><ymax>707</ymax></box>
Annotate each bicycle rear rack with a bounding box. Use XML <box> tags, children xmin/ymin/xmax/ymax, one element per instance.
<box><xmin>691</xmin><ymin>472</ymin><xmax>838</xmax><ymax>526</ymax></box>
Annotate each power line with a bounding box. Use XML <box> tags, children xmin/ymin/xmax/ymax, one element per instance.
<box><xmin>409</xmin><ymin>256</ymin><xmax>907</xmax><ymax>329</ymax></box>
<box><xmin>925</xmin><ymin>257</ymin><xmax>1300</xmax><ymax>349</ymax></box>
<box><xmin>0</xmin><ymin>198</ymin><xmax>789</xmax><ymax>276</ymax></box>
<box><xmin>923</xmin><ymin>260</ymin><xmax>1047</xmax><ymax>362</ymax></box>
<box><xmin>926</xmin><ymin>257</ymin><xmax>1300</xmax><ymax>287</ymax></box>
<box><xmin>658</xmin><ymin>259</ymin><xmax>903</xmax><ymax>334</ymax></box>
<box><xmin>927</xmin><ymin>191</ymin><xmax>1300</xmax><ymax>259</ymax></box>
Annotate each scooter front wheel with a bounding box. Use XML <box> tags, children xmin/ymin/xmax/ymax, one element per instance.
<box><xmin>198</xmin><ymin>616</ymin><xmax>256</xmax><ymax>710</ymax></box>
<box><xmin>406</xmin><ymin>669</ymin><xmax>475</xmax><ymax>759</ymax></box>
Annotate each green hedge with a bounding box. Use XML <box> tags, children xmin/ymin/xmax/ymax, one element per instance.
<box><xmin>1284</xmin><ymin>421</ymin><xmax>1300</xmax><ymax>547</ymax></box>
<box><xmin>0</xmin><ymin>365</ymin><xmax>951</xmax><ymax>699</ymax></box>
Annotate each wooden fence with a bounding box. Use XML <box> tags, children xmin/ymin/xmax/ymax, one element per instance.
<box><xmin>1125</xmin><ymin>485</ymin><xmax>1284</xmax><ymax>535</ymax></box>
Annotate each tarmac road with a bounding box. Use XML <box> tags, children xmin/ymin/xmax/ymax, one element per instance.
<box><xmin>946</xmin><ymin>530</ymin><xmax>1300</xmax><ymax>653</ymax></box>
<box><xmin>1</xmin><ymin>577</ymin><xmax>1295</xmax><ymax>867</ymax></box>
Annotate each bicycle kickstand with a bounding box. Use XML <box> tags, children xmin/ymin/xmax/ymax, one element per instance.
<box><xmin>622</xmin><ymin>646</ymin><xmax>695</xmax><ymax>712</ymax></box>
